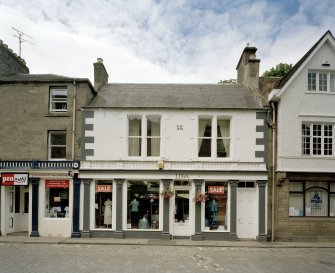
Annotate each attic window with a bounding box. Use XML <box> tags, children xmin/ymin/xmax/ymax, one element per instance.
<box><xmin>308</xmin><ymin>71</ymin><xmax>335</xmax><ymax>92</ymax></box>
<box><xmin>50</xmin><ymin>87</ymin><xmax>68</xmax><ymax>112</ymax></box>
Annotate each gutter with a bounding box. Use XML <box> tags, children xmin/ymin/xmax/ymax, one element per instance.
<box><xmin>270</xmin><ymin>101</ymin><xmax>277</xmax><ymax>242</ymax></box>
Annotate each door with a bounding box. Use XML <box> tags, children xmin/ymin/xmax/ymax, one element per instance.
<box><xmin>171</xmin><ymin>189</ymin><xmax>191</xmax><ymax>236</ymax></box>
<box><xmin>236</xmin><ymin>186</ymin><xmax>258</xmax><ymax>239</ymax></box>
<box><xmin>5</xmin><ymin>186</ymin><xmax>29</xmax><ymax>234</ymax></box>
<box><xmin>6</xmin><ymin>186</ymin><xmax>15</xmax><ymax>234</ymax></box>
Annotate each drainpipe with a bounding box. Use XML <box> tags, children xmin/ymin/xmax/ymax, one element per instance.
<box><xmin>270</xmin><ymin>101</ymin><xmax>276</xmax><ymax>242</ymax></box>
<box><xmin>71</xmin><ymin>81</ymin><xmax>77</xmax><ymax>161</ymax></box>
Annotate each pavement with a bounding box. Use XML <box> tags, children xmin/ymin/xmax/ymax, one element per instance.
<box><xmin>1</xmin><ymin>235</ymin><xmax>335</xmax><ymax>248</ymax></box>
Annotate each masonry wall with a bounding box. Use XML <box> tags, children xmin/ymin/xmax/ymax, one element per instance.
<box><xmin>0</xmin><ymin>81</ymin><xmax>93</xmax><ymax>160</ymax></box>
<box><xmin>0</xmin><ymin>41</ymin><xmax>29</xmax><ymax>75</ymax></box>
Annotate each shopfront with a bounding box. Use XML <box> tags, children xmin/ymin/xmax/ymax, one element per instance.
<box><xmin>79</xmin><ymin>171</ymin><xmax>268</xmax><ymax>241</ymax></box>
<box><xmin>0</xmin><ymin>161</ymin><xmax>80</xmax><ymax>238</ymax></box>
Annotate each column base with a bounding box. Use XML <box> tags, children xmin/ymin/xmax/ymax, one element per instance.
<box><xmin>228</xmin><ymin>232</ymin><xmax>238</xmax><ymax>241</ymax></box>
<box><xmin>191</xmin><ymin>233</ymin><xmax>203</xmax><ymax>241</ymax></box>
<box><xmin>161</xmin><ymin>232</ymin><xmax>172</xmax><ymax>240</ymax></box>
<box><xmin>30</xmin><ymin>231</ymin><xmax>39</xmax><ymax>237</ymax></box>
<box><xmin>114</xmin><ymin>231</ymin><xmax>124</xmax><ymax>239</ymax></box>
<box><xmin>257</xmin><ymin>234</ymin><xmax>268</xmax><ymax>242</ymax></box>
<box><xmin>81</xmin><ymin>230</ymin><xmax>91</xmax><ymax>238</ymax></box>
<box><xmin>71</xmin><ymin>231</ymin><xmax>81</xmax><ymax>238</ymax></box>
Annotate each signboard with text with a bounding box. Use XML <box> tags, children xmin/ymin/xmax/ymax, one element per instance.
<box><xmin>96</xmin><ymin>185</ymin><xmax>112</xmax><ymax>192</ymax></box>
<box><xmin>1</xmin><ymin>173</ymin><xmax>29</xmax><ymax>186</ymax></box>
<box><xmin>208</xmin><ymin>186</ymin><xmax>225</xmax><ymax>194</ymax></box>
<box><xmin>45</xmin><ymin>180</ymin><xmax>69</xmax><ymax>188</ymax></box>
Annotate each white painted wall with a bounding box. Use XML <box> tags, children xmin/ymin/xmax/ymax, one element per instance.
<box><xmin>277</xmin><ymin>41</ymin><xmax>335</xmax><ymax>172</ymax></box>
<box><xmin>85</xmin><ymin>109</ymin><xmax>263</xmax><ymax>163</ymax></box>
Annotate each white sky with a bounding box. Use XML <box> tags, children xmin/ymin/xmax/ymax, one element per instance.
<box><xmin>1</xmin><ymin>0</ymin><xmax>335</xmax><ymax>83</ymax></box>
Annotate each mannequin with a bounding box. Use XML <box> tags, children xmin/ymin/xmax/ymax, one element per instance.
<box><xmin>129</xmin><ymin>198</ymin><xmax>140</xmax><ymax>228</ymax></box>
<box><xmin>139</xmin><ymin>213</ymin><xmax>149</xmax><ymax>229</ymax></box>
<box><xmin>104</xmin><ymin>198</ymin><xmax>112</xmax><ymax>227</ymax></box>
<box><xmin>208</xmin><ymin>198</ymin><xmax>218</xmax><ymax>228</ymax></box>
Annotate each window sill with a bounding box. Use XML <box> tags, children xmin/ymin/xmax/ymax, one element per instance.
<box><xmin>45</xmin><ymin>113</ymin><xmax>70</xmax><ymax>117</ymax></box>
<box><xmin>289</xmin><ymin>216</ymin><xmax>335</xmax><ymax>220</ymax></box>
<box><xmin>306</xmin><ymin>91</ymin><xmax>335</xmax><ymax>94</ymax></box>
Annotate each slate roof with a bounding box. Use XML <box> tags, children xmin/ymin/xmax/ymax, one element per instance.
<box><xmin>0</xmin><ymin>73</ymin><xmax>95</xmax><ymax>92</ymax></box>
<box><xmin>0</xmin><ymin>73</ymin><xmax>89</xmax><ymax>83</ymax></box>
<box><xmin>276</xmin><ymin>30</ymin><xmax>334</xmax><ymax>89</ymax></box>
<box><xmin>86</xmin><ymin>83</ymin><xmax>264</xmax><ymax>110</ymax></box>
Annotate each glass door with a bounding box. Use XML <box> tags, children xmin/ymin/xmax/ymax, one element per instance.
<box><xmin>172</xmin><ymin>189</ymin><xmax>191</xmax><ymax>236</ymax></box>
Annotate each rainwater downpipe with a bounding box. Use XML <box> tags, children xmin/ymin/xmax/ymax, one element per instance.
<box><xmin>71</xmin><ymin>81</ymin><xmax>77</xmax><ymax>161</ymax></box>
<box><xmin>270</xmin><ymin>101</ymin><xmax>276</xmax><ymax>242</ymax></box>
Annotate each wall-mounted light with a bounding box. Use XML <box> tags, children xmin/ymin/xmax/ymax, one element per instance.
<box><xmin>322</xmin><ymin>61</ymin><xmax>330</xmax><ymax>66</ymax></box>
<box><xmin>157</xmin><ymin>160</ymin><xmax>164</xmax><ymax>170</ymax></box>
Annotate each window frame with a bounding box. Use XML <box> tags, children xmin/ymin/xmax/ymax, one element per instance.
<box><xmin>198</xmin><ymin>116</ymin><xmax>231</xmax><ymax>158</ymax></box>
<box><xmin>128</xmin><ymin>115</ymin><xmax>161</xmax><ymax>157</ymax></box>
<box><xmin>49</xmin><ymin>87</ymin><xmax>68</xmax><ymax>113</ymax></box>
<box><xmin>301</xmin><ymin>123</ymin><xmax>333</xmax><ymax>156</ymax></box>
<box><xmin>48</xmin><ymin>131</ymin><xmax>67</xmax><ymax>160</ymax></box>
<box><xmin>307</xmin><ymin>71</ymin><xmax>335</xmax><ymax>93</ymax></box>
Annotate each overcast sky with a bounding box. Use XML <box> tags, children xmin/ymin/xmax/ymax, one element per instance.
<box><xmin>1</xmin><ymin>0</ymin><xmax>335</xmax><ymax>83</ymax></box>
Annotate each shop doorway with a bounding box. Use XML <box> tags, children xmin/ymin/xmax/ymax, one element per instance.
<box><xmin>5</xmin><ymin>186</ymin><xmax>29</xmax><ymax>235</ymax></box>
<box><xmin>236</xmin><ymin>183</ymin><xmax>258</xmax><ymax>239</ymax></box>
<box><xmin>171</xmin><ymin>188</ymin><xmax>191</xmax><ymax>237</ymax></box>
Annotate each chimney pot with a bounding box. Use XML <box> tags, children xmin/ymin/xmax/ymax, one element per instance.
<box><xmin>97</xmin><ymin>58</ymin><xmax>103</xmax><ymax>63</ymax></box>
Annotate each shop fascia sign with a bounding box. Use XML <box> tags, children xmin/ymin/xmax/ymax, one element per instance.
<box><xmin>96</xmin><ymin>185</ymin><xmax>112</xmax><ymax>192</ymax></box>
<box><xmin>208</xmin><ymin>186</ymin><xmax>225</xmax><ymax>194</ymax></box>
<box><xmin>45</xmin><ymin>180</ymin><xmax>69</xmax><ymax>188</ymax></box>
<box><xmin>1</xmin><ymin>173</ymin><xmax>29</xmax><ymax>186</ymax></box>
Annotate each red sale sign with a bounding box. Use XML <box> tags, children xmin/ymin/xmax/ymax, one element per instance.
<box><xmin>1</xmin><ymin>173</ymin><xmax>29</xmax><ymax>186</ymax></box>
<box><xmin>208</xmin><ymin>186</ymin><xmax>225</xmax><ymax>194</ymax></box>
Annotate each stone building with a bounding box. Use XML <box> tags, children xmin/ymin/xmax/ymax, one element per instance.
<box><xmin>0</xmin><ymin>42</ymin><xmax>96</xmax><ymax>237</ymax></box>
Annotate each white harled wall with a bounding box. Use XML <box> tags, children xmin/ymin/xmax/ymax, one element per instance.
<box><xmin>277</xmin><ymin>41</ymin><xmax>335</xmax><ymax>172</ymax></box>
<box><xmin>85</xmin><ymin>109</ymin><xmax>264</xmax><ymax>163</ymax></box>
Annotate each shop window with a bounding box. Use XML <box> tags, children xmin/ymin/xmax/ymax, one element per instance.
<box><xmin>127</xmin><ymin>181</ymin><xmax>159</xmax><ymax>229</ymax></box>
<box><xmin>95</xmin><ymin>181</ymin><xmax>113</xmax><ymax>229</ymax></box>
<box><xmin>289</xmin><ymin>181</ymin><xmax>335</xmax><ymax>217</ymax></box>
<box><xmin>50</xmin><ymin>87</ymin><xmax>67</xmax><ymax>112</ymax></box>
<box><xmin>204</xmin><ymin>182</ymin><xmax>228</xmax><ymax>231</ymax></box>
<box><xmin>45</xmin><ymin>180</ymin><xmax>69</xmax><ymax>218</ymax></box>
<box><xmin>48</xmin><ymin>131</ymin><xmax>67</xmax><ymax>160</ymax></box>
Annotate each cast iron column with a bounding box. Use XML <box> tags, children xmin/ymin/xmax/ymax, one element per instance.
<box><xmin>81</xmin><ymin>179</ymin><xmax>91</xmax><ymax>238</ymax></box>
<box><xmin>161</xmin><ymin>179</ymin><xmax>172</xmax><ymax>240</ymax></box>
<box><xmin>114</xmin><ymin>179</ymin><xmax>124</xmax><ymax>239</ymax></box>
<box><xmin>30</xmin><ymin>178</ymin><xmax>40</xmax><ymax>237</ymax></box>
<box><xmin>71</xmin><ymin>176</ymin><xmax>81</xmax><ymax>238</ymax></box>
<box><xmin>191</xmin><ymin>179</ymin><xmax>204</xmax><ymax>241</ymax></box>
<box><xmin>257</xmin><ymin>180</ymin><xmax>268</xmax><ymax>241</ymax></box>
<box><xmin>228</xmin><ymin>180</ymin><xmax>238</xmax><ymax>240</ymax></box>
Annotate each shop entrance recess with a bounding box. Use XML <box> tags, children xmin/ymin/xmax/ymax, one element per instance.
<box><xmin>171</xmin><ymin>181</ymin><xmax>192</xmax><ymax>237</ymax></box>
<box><xmin>4</xmin><ymin>186</ymin><xmax>29</xmax><ymax>235</ymax></box>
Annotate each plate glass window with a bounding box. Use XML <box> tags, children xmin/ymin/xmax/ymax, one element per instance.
<box><xmin>95</xmin><ymin>181</ymin><xmax>113</xmax><ymax>229</ymax></box>
<box><xmin>50</xmin><ymin>88</ymin><xmax>67</xmax><ymax>112</ymax></box>
<box><xmin>49</xmin><ymin>131</ymin><xmax>66</xmax><ymax>159</ymax></box>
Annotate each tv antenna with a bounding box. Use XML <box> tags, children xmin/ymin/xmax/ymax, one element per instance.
<box><xmin>11</xmin><ymin>27</ymin><xmax>34</xmax><ymax>57</ymax></box>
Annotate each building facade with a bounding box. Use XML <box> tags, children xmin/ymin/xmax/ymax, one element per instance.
<box><xmin>0</xmin><ymin>45</ymin><xmax>96</xmax><ymax>237</ymax></box>
<box><xmin>269</xmin><ymin>31</ymin><xmax>335</xmax><ymax>241</ymax></box>
<box><xmin>79</xmin><ymin>54</ymin><xmax>269</xmax><ymax>241</ymax></box>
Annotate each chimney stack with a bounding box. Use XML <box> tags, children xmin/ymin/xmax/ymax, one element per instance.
<box><xmin>93</xmin><ymin>58</ymin><xmax>108</xmax><ymax>90</ymax></box>
<box><xmin>236</xmin><ymin>46</ymin><xmax>260</xmax><ymax>93</ymax></box>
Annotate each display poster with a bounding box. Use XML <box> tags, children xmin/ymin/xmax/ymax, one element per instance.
<box><xmin>45</xmin><ymin>180</ymin><xmax>69</xmax><ymax>188</ymax></box>
<box><xmin>1</xmin><ymin>173</ymin><xmax>29</xmax><ymax>186</ymax></box>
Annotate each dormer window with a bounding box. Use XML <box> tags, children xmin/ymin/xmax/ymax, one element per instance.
<box><xmin>50</xmin><ymin>87</ymin><xmax>67</xmax><ymax>112</ymax></box>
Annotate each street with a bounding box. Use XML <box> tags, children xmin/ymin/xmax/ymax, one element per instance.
<box><xmin>0</xmin><ymin>243</ymin><xmax>334</xmax><ymax>273</ymax></box>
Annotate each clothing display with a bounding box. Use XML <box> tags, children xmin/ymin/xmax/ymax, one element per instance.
<box><xmin>104</xmin><ymin>199</ymin><xmax>112</xmax><ymax>225</ymax></box>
